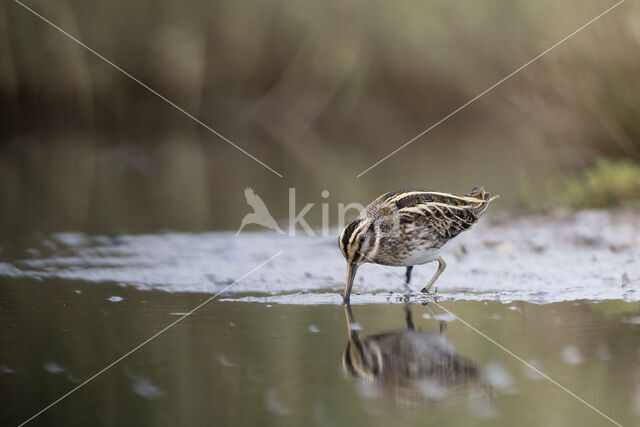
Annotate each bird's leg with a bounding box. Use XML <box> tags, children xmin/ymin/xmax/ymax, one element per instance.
<box><xmin>405</xmin><ymin>266</ymin><xmax>413</xmax><ymax>284</ymax></box>
<box><xmin>403</xmin><ymin>266</ymin><xmax>414</xmax><ymax>294</ymax></box>
<box><xmin>404</xmin><ymin>303</ymin><xmax>415</xmax><ymax>330</ymax></box>
<box><xmin>439</xmin><ymin>319</ymin><xmax>446</xmax><ymax>335</ymax></box>
<box><xmin>342</xmin><ymin>291</ymin><xmax>351</xmax><ymax>305</ymax></box>
<box><xmin>421</xmin><ymin>257</ymin><xmax>447</xmax><ymax>293</ymax></box>
<box><xmin>422</xmin><ymin>302</ymin><xmax>446</xmax><ymax>334</ymax></box>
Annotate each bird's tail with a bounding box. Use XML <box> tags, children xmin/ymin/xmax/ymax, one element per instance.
<box><xmin>467</xmin><ymin>186</ymin><xmax>499</xmax><ymax>202</ymax></box>
<box><xmin>467</xmin><ymin>186</ymin><xmax>499</xmax><ymax>217</ymax></box>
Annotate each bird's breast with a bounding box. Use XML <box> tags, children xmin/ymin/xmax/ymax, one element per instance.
<box><xmin>374</xmin><ymin>231</ymin><xmax>442</xmax><ymax>266</ymax></box>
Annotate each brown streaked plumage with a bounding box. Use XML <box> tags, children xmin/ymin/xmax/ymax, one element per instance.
<box><xmin>338</xmin><ymin>187</ymin><xmax>498</xmax><ymax>301</ymax></box>
<box><xmin>342</xmin><ymin>304</ymin><xmax>490</xmax><ymax>405</ymax></box>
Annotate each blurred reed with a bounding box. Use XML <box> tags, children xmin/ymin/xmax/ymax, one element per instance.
<box><xmin>1</xmin><ymin>0</ymin><xmax>639</xmax><ymax>236</ymax></box>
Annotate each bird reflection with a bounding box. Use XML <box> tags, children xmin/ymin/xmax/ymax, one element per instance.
<box><xmin>342</xmin><ymin>303</ymin><xmax>490</xmax><ymax>405</ymax></box>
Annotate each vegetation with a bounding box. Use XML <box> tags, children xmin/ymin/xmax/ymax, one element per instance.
<box><xmin>2</xmin><ymin>0</ymin><xmax>640</xmax><ymax>236</ymax></box>
<box><xmin>565</xmin><ymin>159</ymin><xmax>640</xmax><ymax>208</ymax></box>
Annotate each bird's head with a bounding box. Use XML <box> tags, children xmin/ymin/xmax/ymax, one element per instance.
<box><xmin>339</xmin><ymin>218</ymin><xmax>377</xmax><ymax>297</ymax></box>
<box><xmin>339</xmin><ymin>218</ymin><xmax>377</xmax><ymax>266</ymax></box>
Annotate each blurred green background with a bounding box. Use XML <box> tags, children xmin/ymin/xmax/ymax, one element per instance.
<box><xmin>2</xmin><ymin>0</ymin><xmax>640</xmax><ymax>238</ymax></box>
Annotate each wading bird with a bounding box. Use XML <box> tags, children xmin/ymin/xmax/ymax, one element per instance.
<box><xmin>338</xmin><ymin>187</ymin><xmax>498</xmax><ymax>302</ymax></box>
<box><xmin>342</xmin><ymin>304</ymin><xmax>489</xmax><ymax>404</ymax></box>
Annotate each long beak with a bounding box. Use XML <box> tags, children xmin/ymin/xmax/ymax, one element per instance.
<box><xmin>343</xmin><ymin>304</ymin><xmax>356</xmax><ymax>339</ymax></box>
<box><xmin>343</xmin><ymin>263</ymin><xmax>358</xmax><ymax>303</ymax></box>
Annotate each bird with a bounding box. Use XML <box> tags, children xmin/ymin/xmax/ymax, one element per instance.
<box><xmin>342</xmin><ymin>304</ymin><xmax>489</xmax><ymax>405</ymax></box>
<box><xmin>338</xmin><ymin>187</ymin><xmax>498</xmax><ymax>302</ymax></box>
<box><xmin>236</xmin><ymin>187</ymin><xmax>285</xmax><ymax>236</ymax></box>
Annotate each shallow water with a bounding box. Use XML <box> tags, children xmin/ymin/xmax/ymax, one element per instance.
<box><xmin>1</xmin><ymin>211</ymin><xmax>639</xmax><ymax>425</ymax></box>
<box><xmin>1</xmin><ymin>278</ymin><xmax>640</xmax><ymax>426</ymax></box>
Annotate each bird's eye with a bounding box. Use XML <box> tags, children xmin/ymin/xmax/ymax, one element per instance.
<box><xmin>359</xmin><ymin>235</ymin><xmax>365</xmax><ymax>245</ymax></box>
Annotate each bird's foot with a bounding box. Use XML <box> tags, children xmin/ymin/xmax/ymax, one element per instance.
<box><xmin>420</xmin><ymin>285</ymin><xmax>439</xmax><ymax>294</ymax></box>
<box><xmin>420</xmin><ymin>287</ymin><xmax>439</xmax><ymax>303</ymax></box>
<box><xmin>402</xmin><ymin>284</ymin><xmax>420</xmax><ymax>303</ymax></box>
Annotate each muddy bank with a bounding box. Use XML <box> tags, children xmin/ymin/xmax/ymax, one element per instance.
<box><xmin>1</xmin><ymin>210</ymin><xmax>638</xmax><ymax>304</ymax></box>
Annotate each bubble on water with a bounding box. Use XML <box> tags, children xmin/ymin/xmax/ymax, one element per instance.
<box><xmin>0</xmin><ymin>364</ymin><xmax>16</xmax><ymax>374</ymax></box>
<box><xmin>523</xmin><ymin>359</ymin><xmax>544</xmax><ymax>381</ymax></box>
<box><xmin>562</xmin><ymin>345</ymin><xmax>584</xmax><ymax>365</ymax></box>
<box><xmin>484</xmin><ymin>362</ymin><xmax>517</xmax><ymax>393</ymax></box>
<box><xmin>265</xmin><ymin>389</ymin><xmax>292</xmax><ymax>415</ymax></box>
<box><xmin>107</xmin><ymin>296</ymin><xmax>124</xmax><ymax>302</ymax></box>
<box><xmin>623</xmin><ymin>316</ymin><xmax>640</xmax><ymax>325</ymax></box>
<box><xmin>44</xmin><ymin>361</ymin><xmax>80</xmax><ymax>382</ymax></box>
<box><xmin>74</xmin><ymin>289</ymin><xmax>82</xmax><ymax>294</ymax></box>
<box><xmin>308</xmin><ymin>325</ymin><xmax>320</xmax><ymax>333</ymax></box>
<box><xmin>130</xmin><ymin>376</ymin><xmax>164</xmax><ymax>399</ymax></box>
<box><xmin>229</xmin><ymin>321</ymin><xmax>236</xmax><ymax>327</ymax></box>
<box><xmin>349</xmin><ymin>322</ymin><xmax>362</xmax><ymax>331</ymax></box>
<box><xmin>507</xmin><ymin>305</ymin><xmax>520</xmax><ymax>311</ymax></box>
<box><xmin>44</xmin><ymin>361</ymin><xmax>65</xmax><ymax>374</ymax></box>
<box><xmin>434</xmin><ymin>313</ymin><xmax>456</xmax><ymax>322</ymax></box>
<box><xmin>66</xmin><ymin>372</ymin><xmax>80</xmax><ymax>383</ymax></box>
<box><xmin>217</xmin><ymin>354</ymin><xmax>234</xmax><ymax>368</ymax></box>
<box><xmin>422</xmin><ymin>313</ymin><xmax>431</xmax><ymax>319</ymax></box>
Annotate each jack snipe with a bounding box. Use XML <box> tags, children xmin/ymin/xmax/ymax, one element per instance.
<box><xmin>342</xmin><ymin>304</ymin><xmax>488</xmax><ymax>404</ymax></box>
<box><xmin>338</xmin><ymin>187</ymin><xmax>498</xmax><ymax>302</ymax></box>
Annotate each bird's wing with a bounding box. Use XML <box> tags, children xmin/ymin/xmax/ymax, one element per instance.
<box><xmin>381</xmin><ymin>190</ymin><xmax>490</xmax><ymax>239</ymax></box>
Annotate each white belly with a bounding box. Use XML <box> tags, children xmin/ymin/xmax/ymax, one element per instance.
<box><xmin>399</xmin><ymin>246</ymin><xmax>442</xmax><ymax>266</ymax></box>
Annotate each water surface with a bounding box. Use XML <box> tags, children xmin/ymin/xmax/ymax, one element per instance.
<box><xmin>1</xmin><ymin>210</ymin><xmax>638</xmax><ymax>303</ymax></box>
<box><xmin>1</xmin><ymin>277</ymin><xmax>639</xmax><ymax>426</ymax></box>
